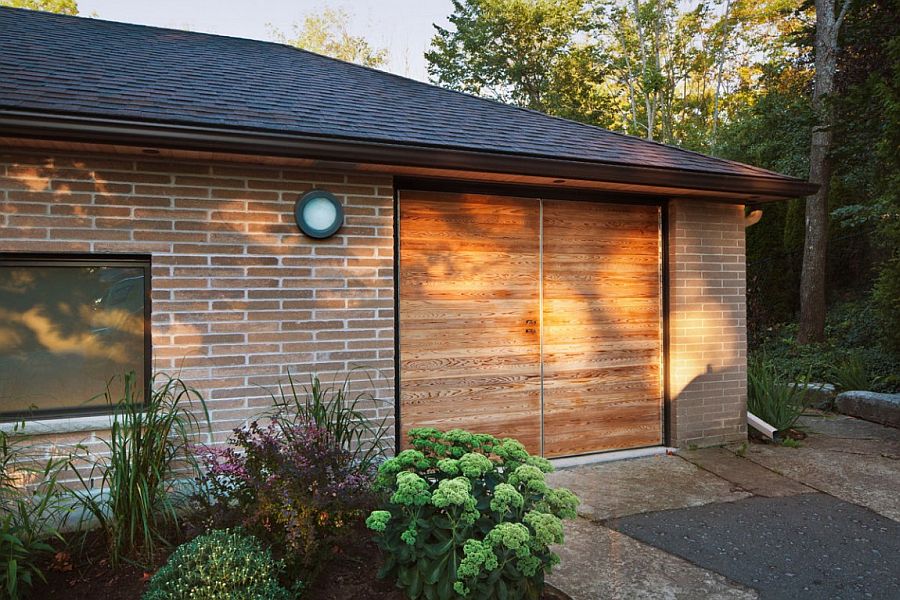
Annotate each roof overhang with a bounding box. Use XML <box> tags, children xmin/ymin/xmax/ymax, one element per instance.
<box><xmin>0</xmin><ymin>109</ymin><xmax>817</xmax><ymax>202</ymax></box>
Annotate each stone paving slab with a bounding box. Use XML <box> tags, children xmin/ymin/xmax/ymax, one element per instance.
<box><xmin>547</xmin><ymin>454</ymin><xmax>750</xmax><ymax>522</ymax></box>
<box><xmin>610</xmin><ymin>493</ymin><xmax>900</xmax><ymax>600</ymax></box>
<box><xmin>548</xmin><ymin>518</ymin><xmax>758</xmax><ymax>600</ymax></box>
<box><xmin>735</xmin><ymin>414</ymin><xmax>900</xmax><ymax>521</ymax></box>
<box><xmin>679</xmin><ymin>447</ymin><xmax>815</xmax><ymax>497</ymax></box>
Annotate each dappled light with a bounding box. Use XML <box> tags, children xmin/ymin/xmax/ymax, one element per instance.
<box><xmin>399</xmin><ymin>192</ymin><xmax>664</xmax><ymax>456</ymax></box>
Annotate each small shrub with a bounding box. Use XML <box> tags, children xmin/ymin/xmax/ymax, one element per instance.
<box><xmin>71</xmin><ymin>372</ymin><xmax>209</xmax><ymax>565</ymax></box>
<box><xmin>0</xmin><ymin>424</ymin><xmax>73</xmax><ymax>600</ymax></box>
<box><xmin>750</xmin><ymin>297</ymin><xmax>900</xmax><ymax>393</ymax></box>
<box><xmin>873</xmin><ymin>257</ymin><xmax>900</xmax><ymax>352</ymax></box>
<box><xmin>830</xmin><ymin>352</ymin><xmax>879</xmax><ymax>391</ymax></box>
<box><xmin>367</xmin><ymin>428</ymin><xmax>579</xmax><ymax>600</ymax></box>
<box><xmin>143</xmin><ymin>528</ymin><xmax>291</xmax><ymax>600</ymax></box>
<box><xmin>748</xmin><ymin>360</ymin><xmax>810</xmax><ymax>431</ymax></box>
<box><xmin>269</xmin><ymin>371</ymin><xmax>390</xmax><ymax>473</ymax></box>
<box><xmin>197</xmin><ymin>420</ymin><xmax>374</xmax><ymax>579</ymax></box>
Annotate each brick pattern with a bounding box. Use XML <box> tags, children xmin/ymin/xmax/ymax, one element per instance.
<box><xmin>0</xmin><ymin>150</ymin><xmax>396</xmax><ymax>474</ymax></box>
<box><xmin>668</xmin><ymin>200</ymin><xmax>747</xmax><ymax>447</ymax></box>
<box><xmin>1</xmin><ymin>149</ymin><xmax>752</xmax><ymax>465</ymax></box>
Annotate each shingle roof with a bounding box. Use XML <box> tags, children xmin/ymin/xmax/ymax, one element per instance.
<box><xmin>0</xmin><ymin>7</ymin><xmax>804</xmax><ymax>188</ymax></box>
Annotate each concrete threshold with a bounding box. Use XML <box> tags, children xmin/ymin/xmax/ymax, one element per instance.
<box><xmin>550</xmin><ymin>445</ymin><xmax>675</xmax><ymax>469</ymax></box>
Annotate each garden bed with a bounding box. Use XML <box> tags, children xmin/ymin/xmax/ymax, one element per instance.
<box><xmin>33</xmin><ymin>525</ymin><xmax>572</xmax><ymax>599</ymax></box>
<box><xmin>33</xmin><ymin>526</ymin><xmax>403</xmax><ymax>600</ymax></box>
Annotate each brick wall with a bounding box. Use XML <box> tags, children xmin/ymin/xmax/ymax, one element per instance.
<box><xmin>0</xmin><ymin>150</ymin><xmax>396</xmax><ymax>473</ymax></box>
<box><xmin>668</xmin><ymin>200</ymin><xmax>747</xmax><ymax>447</ymax></box>
<box><xmin>1</xmin><ymin>148</ymin><xmax>752</xmax><ymax>464</ymax></box>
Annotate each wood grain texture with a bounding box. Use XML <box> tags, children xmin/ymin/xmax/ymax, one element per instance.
<box><xmin>541</xmin><ymin>199</ymin><xmax>663</xmax><ymax>457</ymax></box>
<box><xmin>399</xmin><ymin>192</ymin><xmax>663</xmax><ymax>458</ymax></box>
<box><xmin>399</xmin><ymin>191</ymin><xmax>542</xmax><ymax>453</ymax></box>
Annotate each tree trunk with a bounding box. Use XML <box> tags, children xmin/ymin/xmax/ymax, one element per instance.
<box><xmin>710</xmin><ymin>0</ymin><xmax>733</xmax><ymax>150</ymax></box>
<box><xmin>797</xmin><ymin>0</ymin><xmax>849</xmax><ymax>344</ymax></box>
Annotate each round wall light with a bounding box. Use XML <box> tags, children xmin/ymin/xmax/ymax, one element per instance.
<box><xmin>294</xmin><ymin>190</ymin><xmax>344</xmax><ymax>239</ymax></box>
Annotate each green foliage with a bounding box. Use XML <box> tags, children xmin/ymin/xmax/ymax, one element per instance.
<box><xmin>428</xmin><ymin>0</ymin><xmax>806</xmax><ymax>147</ymax></box>
<box><xmin>426</xmin><ymin>0</ymin><xmax>610</xmax><ymax>121</ymax></box>
<box><xmin>780</xmin><ymin>437</ymin><xmax>802</xmax><ymax>448</ymax></box>
<box><xmin>367</xmin><ymin>428</ymin><xmax>579</xmax><ymax>600</ymax></box>
<box><xmin>142</xmin><ymin>528</ymin><xmax>292</xmax><ymax>600</ymax></box>
<box><xmin>717</xmin><ymin>64</ymin><xmax>813</xmax><ymax>180</ymax></box>
<box><xmin>0</xmin><ymin>0</ymin><xmax>77</xmax><ymax>14</ymax></box>
<box><xmin>872</xmin><ymin>258</ymin><xmax>900</xmax><ymax>352</ymax></box>
<box><xmin>268</xmin><ymin>371</ymin><xmax>390</xmax><ymax>473</ymax></box>
<box><xmin>71</xmin><ymin>373</ymin><xmax>210</xmax><ymax>566</ymax></box>
<box><xmin>269</xmin><ymin>8</ymin><xmax>388</xmax><ymax>67</ymax></box>
<box><xmin>830</xmin><ymin>352</ymin><xmax>880</xmax><ymax>392</ymax></box>
<box><xmin>196</xmin><ymin>420</ymin><xmax>374</xmax><ymax>582</ymax></box>
<box><xmin>747</xmin><ymin>360</ymin><xmax>810</xmax><ymax>432</ymax></box>
<box><xmin>752</xmin><ymin>298</ymin><xmax>900</xmax><ymax>392</ymax></box>
<box><xmin>0</xmin><ymin>424</ymin><xmax>73</xmax><ymax>600</ymax></box>
<box><xmin>717</xmin><ymin>64</ymin><xmax>813</xmax><ymax>330</ymax></box>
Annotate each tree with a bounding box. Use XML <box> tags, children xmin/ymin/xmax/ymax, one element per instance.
<box><xmin>426</xmin><ymin>0</ymin><xmax>614</xmax><ymax>123</ymax></box>
<box><xmin>0</xmin><ymin>0</ymin><xmax>77</xmax><ymax>13</ymax></box>
<box><xmin>269</xmin><ymin>8</ymin><xmax>388</xmax><ymax>68</ymax></box>
<box><xmin>796</xmin><ymin>0</ymin><xmax>851</xmax><ymax>344</ymax></box>
<box><xmin>718</xmin><ymin>63</ymin><xmax>814</xmax><ymax>331</ymax></box>
<box><xmin>428</xmin><ymin>0</ymin><xmax>802</xmax><ymax>148</ymax></box>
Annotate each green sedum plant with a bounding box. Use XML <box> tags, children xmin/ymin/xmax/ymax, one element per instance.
<box><xmin>366</xmin><ymin>428</ymin><xmax>579</xmax><ymax>600</ymax></box>
<box><xmin>143</xmin><ymin>528</ymin><xmax>291</xmax><ymax>600</ymax></box>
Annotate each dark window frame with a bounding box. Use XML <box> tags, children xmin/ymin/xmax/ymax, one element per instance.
<box><xmin>0</xmin><ymin>253</ymin><xmax>152</xmax><ymax>422</ymax></box>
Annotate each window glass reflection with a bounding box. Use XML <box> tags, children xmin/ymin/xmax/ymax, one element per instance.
<box><xmin>0</xmin><ymin>264</ymin><xmax>146</xmax><ymax>416</ymax></box>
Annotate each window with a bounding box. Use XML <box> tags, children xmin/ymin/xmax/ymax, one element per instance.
<box><xmin>0</xmin><ymin>255</ymin><xmax>151</xmax><ymax>421</ymax></box>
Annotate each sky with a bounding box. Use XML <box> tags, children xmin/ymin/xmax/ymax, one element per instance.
<box><xmin>77</xmin><ymin>0</ymin><xmax>454</xmax><ymax>81</ymax></box>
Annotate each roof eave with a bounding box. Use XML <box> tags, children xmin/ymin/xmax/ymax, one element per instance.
<box><xmin>0</xmin><ymin>109</ymin><xmax>818</xmax><ymax>201</ymax></box>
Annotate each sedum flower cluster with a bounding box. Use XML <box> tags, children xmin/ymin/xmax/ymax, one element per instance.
<box><xmin>143</xmin><ymin>528</ymin><xmax>291</xmax><ymax>600</ymax></box>
<box><xmin>366</xmin><ymin>428</ymin><xmax>580</xmax><ymax>600</ymax></box>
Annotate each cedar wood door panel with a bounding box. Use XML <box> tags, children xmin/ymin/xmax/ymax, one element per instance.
<box><xmin>398</xmin><ymin>191</ymin><xmax>543</xmax><ymax>453</ymax></box>
<box><xmin>398</xmin><ymin>191</ymin><xmax>663</xmax><ymax>457</ymax></box>
<box><xmin>541</xmin><ymin>200</ymin><xmax>663</xmax><ymax>456</ymax></box>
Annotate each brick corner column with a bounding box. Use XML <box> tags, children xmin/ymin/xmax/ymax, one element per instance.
<box><xmin>667</xmin><ymin>200</ymin><xmax>747</xmax><ymax>448</ymax></box>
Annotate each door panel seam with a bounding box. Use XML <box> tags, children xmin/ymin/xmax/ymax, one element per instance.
<box><xmin>539</xmin><ymin>198</ymin><xmax>545</xmax><ymax>457</ymax></box>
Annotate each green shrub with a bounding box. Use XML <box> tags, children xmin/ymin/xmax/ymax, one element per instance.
<box><xmin>269</xmin><ymin>370</ymin><xmax>390</xmax><ymax>473</ymax></box>
<box><xmin>72</xmin><ymin>372</ymin><xmax>209</xmax><ymax>565</ymax></box>
<box><xmin>750</xmin><ymin>297</ymin><xmax>900</xmax><ymax>393</ymax></box>
<box><xmin>748</xmin><ymin>360</ymin><xmax>810</xmax><ymax>431</ymax></box>
<box><xmin>366</xmin><ymin>428</ymin><xmax>579</xmax><ymax>600</ymax></box>
<box><xmin>143</xmin><ymin>529</ymin><xmax>291</xmax><ymax>600</ymax></box>
<box><xmin>0</xmin><ymin>513</ymin><xmax>53</xmax><ymax>600</ymax></box>
<box><xmin>830</xmin><ymin>352</ymin><xmax>879</xmax><ymax>391</ymax></box>
<box><xmin>0</xmin><ymin>423</ymin><xmax>73</xmax><ymax>600</ymax></box>
<box><xmin>196</xmin><ymin>420</ymin><xmax>374</xmax><ymax>582</ymax></box>
<box><xmin>873</xmin><ymin>257</ymin><xmax>900</xmax><ymax>352</ymax></box>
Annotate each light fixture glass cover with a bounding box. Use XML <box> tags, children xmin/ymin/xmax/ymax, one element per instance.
<box><xmin>294</xmin><ymin>190</ymin><xmax>343</xmax><ymax>238</ymax></box>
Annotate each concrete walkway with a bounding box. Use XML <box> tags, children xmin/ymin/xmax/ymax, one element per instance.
<box><xmin>546</xmin><ymin>413</ymin><xmax>900</xmax><ymax>599</ymax></box>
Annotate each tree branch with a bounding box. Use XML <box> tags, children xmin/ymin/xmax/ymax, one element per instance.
<box><xmin>835</xmin><ymin>0</ymin><xmax>852</xmax><ymax>32</ymax></box>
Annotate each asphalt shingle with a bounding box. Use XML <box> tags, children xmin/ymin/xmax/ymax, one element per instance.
<box><xmin>0</xmin><ymin>7</ymin><xmax>799</xmax><ymax>184</ymax></box>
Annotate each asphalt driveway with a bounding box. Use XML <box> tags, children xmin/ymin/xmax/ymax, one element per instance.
<box><xmin>546</xmin><ymin>412</ymin><xmax>900</xmax><ymax>600</ymax></box>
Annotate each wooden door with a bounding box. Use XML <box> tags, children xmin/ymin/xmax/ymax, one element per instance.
<box><xmin>398</xmin><ymin>191</ymin><xmax>543</xmax><ymax>453</ymax></box>
<box><xmin>541</xmin><ymin>200</ymin><xmax>663</xmax><ymax>457</ymax></box>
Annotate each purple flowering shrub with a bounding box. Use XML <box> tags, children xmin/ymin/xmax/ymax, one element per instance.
<box><xmin>196</xmin><ymin>420</ymin><xmax>374</xmax><ymax>575</ymax></box>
